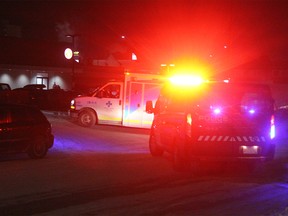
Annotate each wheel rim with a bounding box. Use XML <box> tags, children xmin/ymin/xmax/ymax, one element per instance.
<box><xmin>28</xmin><ymin>138</ymin><xmax>47</xmax><ymax>159</ymax></box>
<box><xmin>82</xmin><ymin>114</ymin><xmax>91</xmax><ymax>124</ymax></box>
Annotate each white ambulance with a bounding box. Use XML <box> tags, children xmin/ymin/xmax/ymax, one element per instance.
<box><xmin>70</xmin><ymin>72</ymin><xmax>164</xmax><ymax>128</ymax></box>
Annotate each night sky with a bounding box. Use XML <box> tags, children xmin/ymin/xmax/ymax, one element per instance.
<box><xmin>0</xmin><ymin>0</ymin><xmax>288</xmax><ymax>72</ymax></box>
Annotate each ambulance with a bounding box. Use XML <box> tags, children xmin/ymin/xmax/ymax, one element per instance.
<box><xmin>70</xmin><ymin>72</ymin><xmax>164</xmax><ymax>128</ymax></box>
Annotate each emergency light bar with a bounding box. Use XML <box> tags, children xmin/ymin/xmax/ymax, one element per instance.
<box><xmin>169</xmin><ymin>75</ymin><xmax>204</xmax><ymax>86</ymax></box>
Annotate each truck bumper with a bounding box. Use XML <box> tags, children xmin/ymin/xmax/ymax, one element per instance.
<box><xmin>189</xmin><ymin>155</ymin><xmax>274</xmax><ymax>163</ymax></box>
<box><xmin>188</xmin><ymin>142</ymin><xmax>275</xmax><ymax>163</ymax></box>
<box><xmin>69</xmin><ymin>109</ymin><xmax>79</xmax><ymax>118</ymax></box>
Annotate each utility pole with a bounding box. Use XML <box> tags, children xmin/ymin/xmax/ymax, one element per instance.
<box><xmin>66</xmin><ymin>34</ymin><xmax>80</xmax><ymax>90</ymax></box>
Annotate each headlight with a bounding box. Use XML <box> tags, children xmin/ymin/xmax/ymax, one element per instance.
<box><xmin>70</xmin><ymin>99</ymin><xmax>75</xmax><ymax>109</ymax></box>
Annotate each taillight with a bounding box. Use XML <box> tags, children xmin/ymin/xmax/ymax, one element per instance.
<box><xmin>270</xmin><ymin>115</ymin><xmax>275</xmax><ymax>139</ymax></box>
<box><xmin>186</xmin><ymin>113</ymin><xmax>192</xmax><ymax>125</ymax></box>
<box><xmin>186</xmin><ymin>113</ymin><xmax>192</xmax><ymax>137</ymax></box>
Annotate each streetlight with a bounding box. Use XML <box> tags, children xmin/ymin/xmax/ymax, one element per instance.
<box><xmin>64</xmin><ymin>48</ymin><xmax>73</xmax><ymax>60</ymax></box>
<box><xmin>65</xmin><ymin>34</ymin><xmax>80</xmax><ymax>90</ymax></box>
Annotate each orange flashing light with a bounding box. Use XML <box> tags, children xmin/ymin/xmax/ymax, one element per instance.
<box><xmin>169</xmin><ymin>74</ymin><xmax>204</xmax><ymax>86</ymax></box>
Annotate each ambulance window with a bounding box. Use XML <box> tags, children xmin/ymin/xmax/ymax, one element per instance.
<box><xmin>97</xmin><ymin>84</ymin><xmax>120</xmax><ymax>98</ymax></box>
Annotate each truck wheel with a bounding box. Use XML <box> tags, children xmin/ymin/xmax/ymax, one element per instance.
<box><xmin>173</xmin><ymin>137</ymin><xmax>191</xmax><ymax>172</ymax></box>
<box><xmin>79</xmin><ymin>110</ymin><xmax>96</xmax><ymax>127</ymax></box>
<box><xmin>28</xmin><ymin>137</ymin><xmax>48</xmax><ymax>159</ymax></box>
<box><xmin>149</xmin><ymin>131</ymin><xmax>164</xmax><ymax>156</ymax></box>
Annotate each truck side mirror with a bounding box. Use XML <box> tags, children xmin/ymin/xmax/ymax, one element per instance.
<box><xmin>146</xmin><ymin>101</ymin><xmax>154</xmax><ymax>114</ymax></box>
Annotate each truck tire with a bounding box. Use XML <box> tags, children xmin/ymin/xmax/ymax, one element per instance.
<box><xmin>149</xmin><ymin>131</ymin><xmax>164</xmax><ymax>156</ymax></box>
<box><xmin>78</xmin><ymin>110</ymin><xmax>96</xmax><ymax>127</ymax></box>
<box><xmin>173</xmin><ymin>136</ymin><xmax>191</xmax><ymax>172</ymax></box>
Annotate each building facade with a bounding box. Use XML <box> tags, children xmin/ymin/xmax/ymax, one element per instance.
<box><xmin>0</xmin><ymin>64</ymin><xmax>72</xmax><ymax>90</ymax></box>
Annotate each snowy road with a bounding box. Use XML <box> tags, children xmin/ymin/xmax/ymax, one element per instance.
<box><xmin>0</xmin><ymin>114</ymin><xmax>288</xmax><ymax>215</ymax></box>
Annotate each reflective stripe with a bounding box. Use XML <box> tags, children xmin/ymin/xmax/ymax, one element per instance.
<box><xmin>197</xmin><ymin>135</ymin><xmax>266</xmax><ymax>142</ymax></box>
<box><xmin>211</xmin><ymin>136</ymin><xmax>217</xmax><ymax>141</ymax></box>
<box><xmin>198</xmin><ymin>136</ymin><xmax>204</xmax><ymax>141</ymax></box>
<box><xmin>223</xmin><ymin>136</ymin><xmax>229</xmax><ymax>141</ymax></box>
<box><xmin>217</xmin><ymin>136</ymin><xmax>223</xmax><ymax>141</ymax></box>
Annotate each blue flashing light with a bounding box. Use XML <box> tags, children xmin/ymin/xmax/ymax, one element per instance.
<box><xmin>213</xmin><ymin>107</ymin><xmax>221</xmax><ymax>115</ymax></box>
<box><xmin>248</xmin><ymin>109</ymin><xmax>255</xmax><ymax>114</ymax></box>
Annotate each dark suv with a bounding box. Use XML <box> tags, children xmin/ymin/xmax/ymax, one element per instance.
<box><xmin>146</xmin><ymin>82</ymin><xmax>276</xmax><ymax>171</ymax></box>
<box><xmin>0</xmin><ymin>104</ymin><xmax>54</xmax><ymax>159</ymax></box>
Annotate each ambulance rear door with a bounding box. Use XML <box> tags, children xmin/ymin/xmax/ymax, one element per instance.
<box><xmin>123</xmin><ymin>81</ymin><xmax>161</xmax><ymax>128</ymax></box>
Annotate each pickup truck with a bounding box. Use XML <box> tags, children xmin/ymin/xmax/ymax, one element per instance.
<box><xmin>146</xmin><ymin>79</ymin><xmax>276</xmax><ymax>172</ymax></box>
<box><xmin>0</xmin><ymin>83</ymin><xmax>30</xmax><ymax>105</ymax></box>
